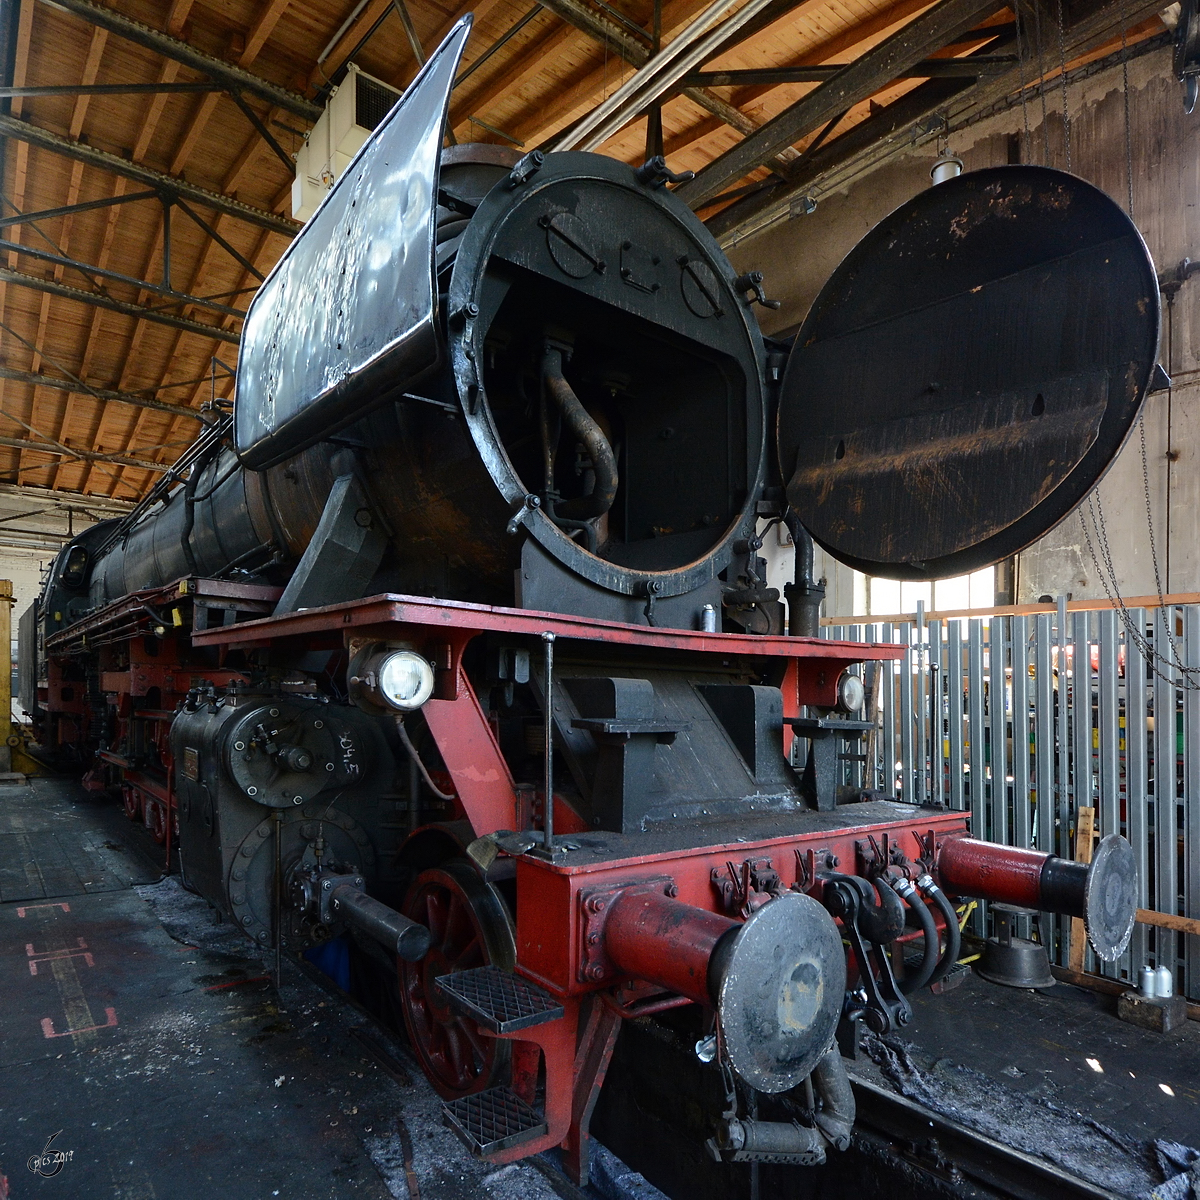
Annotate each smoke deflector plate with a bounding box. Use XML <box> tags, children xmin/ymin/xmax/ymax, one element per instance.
<box><xmin>234</xmin><ymin>18</ymin><xmax>471</xmax><ymax>469</ymax></box>
<box><xmin>778</xmin><ymin>166</ymin><xmax>1160</xmax><ymax>580</ymax></box>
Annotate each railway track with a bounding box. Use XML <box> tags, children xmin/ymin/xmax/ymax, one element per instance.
<box><xmin>297</xmin><ymin>947</ymin><xmax>1126</xmax><ymax>1200</ymax></box>
<box><xmin>849</xmin><ymin>1074</ymin><xmax>1128</xmax><ymax>1200</ymax></box>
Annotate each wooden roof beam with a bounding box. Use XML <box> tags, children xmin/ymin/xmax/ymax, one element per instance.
<box><xmin>450</xmin><ymin>20</ymin><xmax>576</xmax><ymax>136</ymax></box>
<box><xmin>675</xmin><ymin>0</ymin><xmax>1006</xmax><ymax>206</ymax></box>
<box><xmin>0</xmin><ymin>434</ymin><xmax>166</xmax><ymax>472</ymax></box>
<box><xmin>167</xmin><ymin>0</ymin><xmax>195</xmax><ymax>37</ymax></box>
<box><xmin>634</xmin><ymin>0</ymin><xmax>947</xmax><ymax>177</ymax></box>
<box><xmin>48</xmin><ymin>64</ymin><xmax>183</xmax><ymax>490</ymax></box>
<box><xmin>240</xmin><ymin>0</ymin><xmax>292</xmax><ymax>68</ymax></box>
<box><xmin>511</xmin><ymin>0</ymin><xmax>826</xmax><ymax>151</ymax></box>
<box><xmin>708</xmin><ymin>0</ymin><xmax>1168</xmax><ymax>243</ymax></box>
<box><xmin>0</xmin><ymin>115</ymin><xmax>298</xmax><ymax>236</ymax></box>
<box><xmin>684</xmin><ymin>57</ymin><xmax>1014</xmax><ymax>85</ymax></box>
<box><xmin>311</xmin><ymin>0</ymin><xmax>393</xmax><ymax>90</ymax></box>
<box><xmin>36</xmin><ymin>0</ymin><xmax>320</xmax><ymax>120</ymax></box>
<box><xmin>0</xmin><ymin>264</ymin><xmax>241</xmax><ymax>342</ymax></box>
<box><xmin>0</xmin><ymin>366</ymin><xmax>203</xmax><ymax>420</ymax></box>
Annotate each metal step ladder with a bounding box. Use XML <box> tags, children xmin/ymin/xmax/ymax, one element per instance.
<box><xmin>435</xmin><ymin>966</ymin><xmax>565</xmax><ymax>1158</ymax></box>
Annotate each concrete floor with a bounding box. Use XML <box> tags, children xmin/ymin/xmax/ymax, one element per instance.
<box><xmin>5</xmin><ymin>776</ymin><xmax>1197</xmax><ymax>1200</ymax></box>
<box><xmin>904</xmin><ymin>965</ymin><xmax>1200</xmax><ymax>1149</ymax></box>
<box><xmin>0</xmin><ymin>778</ymin><xmax>615</xmax><ymax>1200</ymax></box>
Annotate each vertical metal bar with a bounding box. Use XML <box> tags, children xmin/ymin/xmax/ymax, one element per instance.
<box><xmin>1097</xmin><ymin>608</ymin><xmax>1120</xmax><ymax>979</ymax></box>
<box><xmin>1072</xmin><ymin>611</ymin><xmax>1095</xmax><ymax>973</ymax></box>
<box><xmin>273</xmin><ymin>808</ymin><xmax>283</xmax><ymax>988</ymax></box>
<box><xmin>1056</xmin><ymin>597</ymin><xmax>1070</xmax><ymax>863</ymax></box>
<box><xmin>1034</xmin><ymin>614</ymin><xmax>1054</xmax><ymax>852</ymax></box>
<box><xmin>916</xmin><ymin>601</ymin><xmax>927</xmax><ymax>806</ymax></box>
<box><xmin>1072</xmin><ymin>611</ymin><xmax>1094</xmax><ymax>814</ymax></box>
<box><xmin>900</xmin><ymin>622</ymin><xmax>914</xmax><ymax>803</ymax></box>
<box><xmin>948</xmin><ymin>619</ymin><xmax>965</xmax><ymax>811</ymax></box>
<box><xmin>1034</xmin><ymin>613</ymin><xmax>1055</xmax><ymax>955</ymax></box>
<box><xmin>1153</xmin><ymin>607</ymin><xmax>1178</xmax><ymax>976</ymax></box>
<box><xmin>882</xmin><ymin>623</ymin><xmax>897</xmax><ymax>799</ymax></box>
<box><xmin>1053</xmin><ymin>597</ymin><xmax>1071</xmax><ymax>964</ymax></box>
<box><xmin>989</xmin><ymin>618</ymin><xmax>1009</xmax><ymax>845</ymax></box>
<box><xmin>1098</xmin><ymin>609</ymin><xmax>1120</xmax><ymax>840</ymax></box>
<box><xmin>408</xmin><ymin>756</ymin><xmax>421</xmax><ymax>837</ymax></box>
<box><xmin>1097</xmin><ymin>605</ymin><xmax>1121</xmax><ymax>978</ymax></box>
<box><xmin>542</xmin><ymin>631</ymin><xmax>556</xmax><ymax>851</ymax></box>
<box><xmin>1011</xmin><ymin>614</ymin><xmax>1031</xmax><ymax>849</ymax></box>
<box><xmin>1009</xmin><ymin>614</ymin><xmax>1031</xmax><ymax>939</ymax></box>
<box><xmin>849</xmin><ymin>624</ymin><xmax>862</xmax><ymax>789</ymax></box>
<box><xmin>1184</xmin><ymin>607</ymin><xmax>1200</xmax><ymax>997</ymax></box>
<box><xmin>968</xmin><ymin>619</ymin><xmax>985</xmax><ymax>838</ymax></box>
<box><xmin>1126</xmin><ymin>609</ymin><xmax>1149</xmax><ymax>981</ymax></box>
<box><xmin>929</xmin><ymin>619</ymin><xmax>944</xmax><ymax>808</ymax></box>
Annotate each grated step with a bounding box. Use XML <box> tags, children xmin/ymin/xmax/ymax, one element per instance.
<box><xmin>443</xmin><ymin>1085</ymin><xmax>548</xmax><ymax>1158</ymax></box>
<box><xmin>433</xmin><ymin>965</ymin><xmax>564</xmax><ymax>1033</ymax></box>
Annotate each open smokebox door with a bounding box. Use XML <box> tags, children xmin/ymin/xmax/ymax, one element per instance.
<box><xmin>234</xmin><ymin>17</ymin><xmax>472</xmax><ymax>470</ymax></box>
<box><xmin>778</xmin><ymin>166</ymin><xmax>1161</xmax><ymax>580</ymax></box>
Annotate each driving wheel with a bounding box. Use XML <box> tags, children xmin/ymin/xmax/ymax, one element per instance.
<box><xmin>399</xmin><ymin>859</ymin><xmax>516</xmax><ymax>1099</ymax></box>
<box><xmin>146</xmin><ymin>800</ymin><xmax>168</xmax><ymax>844</ymax></box>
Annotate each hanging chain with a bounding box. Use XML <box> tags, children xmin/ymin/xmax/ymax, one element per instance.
<box><xmin>1138</xmin><ymin>412</ymin><xmax>1193</xmax><ymax>679</ymax></box>
<box><xmin>1075</xmin><ymin>38</ymin><xmax>1193</xmax><ymax>687</ymax></box>
<box><xmin>1121</xmin><ymin>16</ymin><xmax>1134</xmax><ymax>216</ymax></box>
<box><xmin>1056</xmin><ymin>0</ymin><xmax>1072</xmax><ymax>170</ymax></box>
<box><xmin>1033</xmin><ymin>0</ymin><xmax>1050</xmax><ymax>164</ymax></box>
<box><xmin>1014</xmin><ymin>1</ymin><xmax>1032</xmax><ymax>158</ymax></box>
<box><xmin>1078</xmin><ymin>473</ymin><xmax>1197</xmax><ymax>688</ymax></box>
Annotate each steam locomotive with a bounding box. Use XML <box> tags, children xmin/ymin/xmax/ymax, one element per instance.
<box><xmin>19</xmin><ymin>17</ymin><xmax>1153</xmax><ymax>1188</ymax></box>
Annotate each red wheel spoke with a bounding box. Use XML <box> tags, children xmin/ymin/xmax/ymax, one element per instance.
<box><xmin>399</xmin><ymin>865</ymin><xmax>513</xmax><ymax>1100</ymax></box>
<box><xmin>444</xmin><ymin>892</ymin><xmax>470</xmax><ymax>960</ymax></box>
<box><xmin>456</xmin><ymin>935</ymin><xmax>484</xmax><ymax>970</ymax></box>
<box><xmin>458</xmin><ymin>1019</ymin><xmax>489</xmax><ymax>1061</ymax></box>
<box><xmin>424</xmin><ymin>890</ymin><xmax>448</xmax><ymax>945</ymax></box>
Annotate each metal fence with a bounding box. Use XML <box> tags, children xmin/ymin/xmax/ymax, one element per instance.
<box><xmin>824</xmin><ymin>600</ymin><xmax>1200</xmax><ymax>1000</ymax></box>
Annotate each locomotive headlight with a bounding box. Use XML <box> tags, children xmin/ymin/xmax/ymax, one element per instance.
<box><xmin>378</xmin><ymin>651</ymin><xmax>436</xmax><ymax>711</ymax></box>
<box><xmin>835</xmin><ymin>671</ymin><xmax>865</xmax><ymax>714</ymax></box>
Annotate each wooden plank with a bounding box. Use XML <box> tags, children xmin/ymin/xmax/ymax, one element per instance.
<box><xmin>0</xmin><ymin>263</ymin><xmax>242</xmax><ymax>343</ymax></box>
<box><xmin>1068</xmin><ymin>806</ymin><xmax>1096</xmax><ymax>974</ymax></box>
<box><xmin>1137</xmin><ymin>908</ymin><xmax>1200</xmax><ymax>937</ymax></box>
